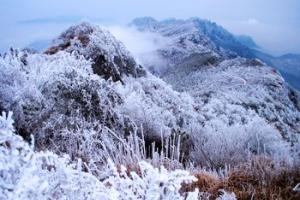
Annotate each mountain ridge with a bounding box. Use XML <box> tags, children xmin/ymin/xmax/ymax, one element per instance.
<box><xmin>131</xmin><ymin>17</ymin><xmax>300</xmax><ymax>91</ymax></box>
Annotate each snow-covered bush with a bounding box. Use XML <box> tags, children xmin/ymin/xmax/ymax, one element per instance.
<box><xmin>0</xmin><ymin>111</ymin><xmax>201</xmax><ymax>200</ymax></box>
<box><xmin>115</xmin><ymin>74</ymin><xmax>203</xmax><ymax>158</ymax></box>
<box><xmin>159</xmin><ymin>55</ymin><xmax>299</xmax><ymax>166</ymax></box>
<box><xmin>102</xmin><ymin>159</ymin><xmax>199</xmax><ymax>199</ymax></box>
<box><xmin>0</xmin><ymin>50</ymin><xmax>130</xmax><ymax>150</ymax></box>
<box><xmin>0</xmin><ymin>111</ymin><xmax>107</xmax><ymax>200</ymax></box>
<box><xmin>191</xmin><ymin>116</ymin><xmax>291</xmax><ymax>167</ymax></box>
<box><xmin>0</xmin><ymin>50</ymin><xmax>295</xmax><ymax>168</ymax></box>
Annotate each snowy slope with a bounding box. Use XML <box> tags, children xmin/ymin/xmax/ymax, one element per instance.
<box><xmin>131</xmin><ymin>17</ymin><xmax>300</xmax><ymax>165</ymax></box>
<box><xmin>130</xmin><ymin>17</ymin><xmax>224</xmax><ymax>74</ymax></box>
<box><xmin>163</xmin><ymin>58</ymin><xmax>300</xmax><ymax>158</ymax></box>
<box><xmin>130</xmin><ymin>17</ymin><xmax>253</xmax><ymax>64</ymax></box>
<box><xmin>131</xmin><ymin>17</ymin><xmax>300</xmax><ymax>91</ymax></box>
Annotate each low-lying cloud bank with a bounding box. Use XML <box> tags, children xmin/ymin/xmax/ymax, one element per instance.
<box><xmin>106</xmin><ymin>26</ymin><xmax>169</xmax><ymax>74</ymax></box>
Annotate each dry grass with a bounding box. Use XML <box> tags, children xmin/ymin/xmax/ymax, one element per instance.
<box><xmin>181</xmin><ymin>171</ymin><xmax>222</xmax><ymax>199</ymax></box>
<box><xmin>181</xmin><ymin>157</ymin><xmax>300</xmax><ymax>200</ymax></box>
<box><xmin>223</xmin><ymin>158</ymin><xmax>300</xmax><ymax>200</ymax></box>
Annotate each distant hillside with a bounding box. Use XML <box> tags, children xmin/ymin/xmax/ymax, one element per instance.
<box><xmin>131</xmin><ymin>17</ymin><xmax>300</xmax><ymax>91</ymax></box>
<box><xmin>235</xmin><ymin>34</ymin><xmax>260</xmax><ymax>49</ymax></box>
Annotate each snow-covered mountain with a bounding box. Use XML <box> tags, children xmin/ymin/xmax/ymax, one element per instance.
<box><xmin>131</xmin><ymin>17</ymin><xmax>300</xmax><ymax>149</ymax></box>
<box><xmin>1</xmin><ymin>21</ymin><xmax>300</xmax><ymax>199</ymax></box>
<box><xmin>0</xmin><ymin>23</ymin><xmax>203</xmax><ymax>158</ymax></box>
<box><xmin>0</xmin><ymin>21</ymin><xmax>298</xmax><ymax>165</ymax></box>
<box><xmin>130</xmin><ymin>17</ymin><xmax>255</xmax><ymax>59</ymax></box>
<box><xmin>131</xmin><ymin>17</ymin><xmax>300</xmax><ymax>91</ymax></box>
<box><xmin>24</xmin><ymin>17</ymin><xmax>300</xmax><ymax>90</ymax></box>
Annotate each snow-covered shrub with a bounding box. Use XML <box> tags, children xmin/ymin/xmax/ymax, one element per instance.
<box><xmin>0</xmin><ymin>111</ymin><xmax>109</xmax><ymax>200</ymax></box>
<box><xmin>0</xmin><ymin>50</ymin><xmax>130</xmax><ymax>150</ymax></box>
<box><xmin>0</xmin><ymin>49</ymin><xmax>195</xmax><ymax>167</ymax></box>
<box><xmin>115</xmin><ymin>74</ymin><xmax>200</xmax><ymax>138</ymax></box>
<box><xmin>191</xmin><ymin>116</ymin><xmax>291</xmax><ymax>167</ymax></box>
<box><xmin>0</xmin><ymin>111</ymin><xmax>32</xmax><ymax>199</ymax></box>
<box><xmin>115</xmin><ymin>74</ymin><xmax>203</xmax><ymax>160</ymax></box>
<box><xmin>1</xmin><ymin>50</ymin><xmax>292</xmax><ymax>168</ymax></box>
<box><xmin>0</xmin><ymin>111</ymin><xmax>200</xmax><ymax>200</ymax></box>
<box><xmin>102</xmin><ymin>159</ymin><xmax>199</xmax><ymax>200</ymax></box>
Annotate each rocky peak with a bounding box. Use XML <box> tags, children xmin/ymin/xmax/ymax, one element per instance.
<box><xmin>45</xmin><ymin>22</ymin><xmax>146</xmax><ymax>83</ymax></box>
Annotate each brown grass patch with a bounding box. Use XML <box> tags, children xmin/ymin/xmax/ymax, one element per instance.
<box><xmin>181</xmin><ymin>157</ymin><xmax>300</xmax><ymax>200</ymax></box>
<box><xmin>222</xmin><ymin>158</ymin><xmax>300</xmax><ymax>200</ymax></box>
<box><xmin>181</xmin><ymin>171</ymin><xmax>222</xmax><ymax>199</ymax></box>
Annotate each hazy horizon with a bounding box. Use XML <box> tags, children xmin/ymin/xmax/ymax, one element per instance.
<box><xmin>1</xmin><ymin>0</ymin><xmax>299</xmax><ymax>55</ymax></box>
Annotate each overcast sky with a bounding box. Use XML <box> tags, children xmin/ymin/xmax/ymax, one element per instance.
<box><xmin>0</xmin><ymin>0</ymin><xmax>299</xmax><ymax>55</ymax></box>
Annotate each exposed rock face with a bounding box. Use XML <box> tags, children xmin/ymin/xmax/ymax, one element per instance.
<box><xmin>45</xmin><ymin>22</ymin><xmax>146</xmax><ymax>82</ymax></box>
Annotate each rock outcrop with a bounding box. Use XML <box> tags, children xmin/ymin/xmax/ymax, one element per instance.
<box><xmin>45</xmin><ymin>22</ymin><xmax>146</xmax><ymax>82</ymax></box>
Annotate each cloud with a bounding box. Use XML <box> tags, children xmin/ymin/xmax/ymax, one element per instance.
<box><xmin>106</xmin><ymin>26</ymin><xmax>167</xmax><ymax>56</ymax></box>
<box><xmin>106</xmin><ymin>26</ymin><xmax>168</xmax><ymax>72</ymax></box>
